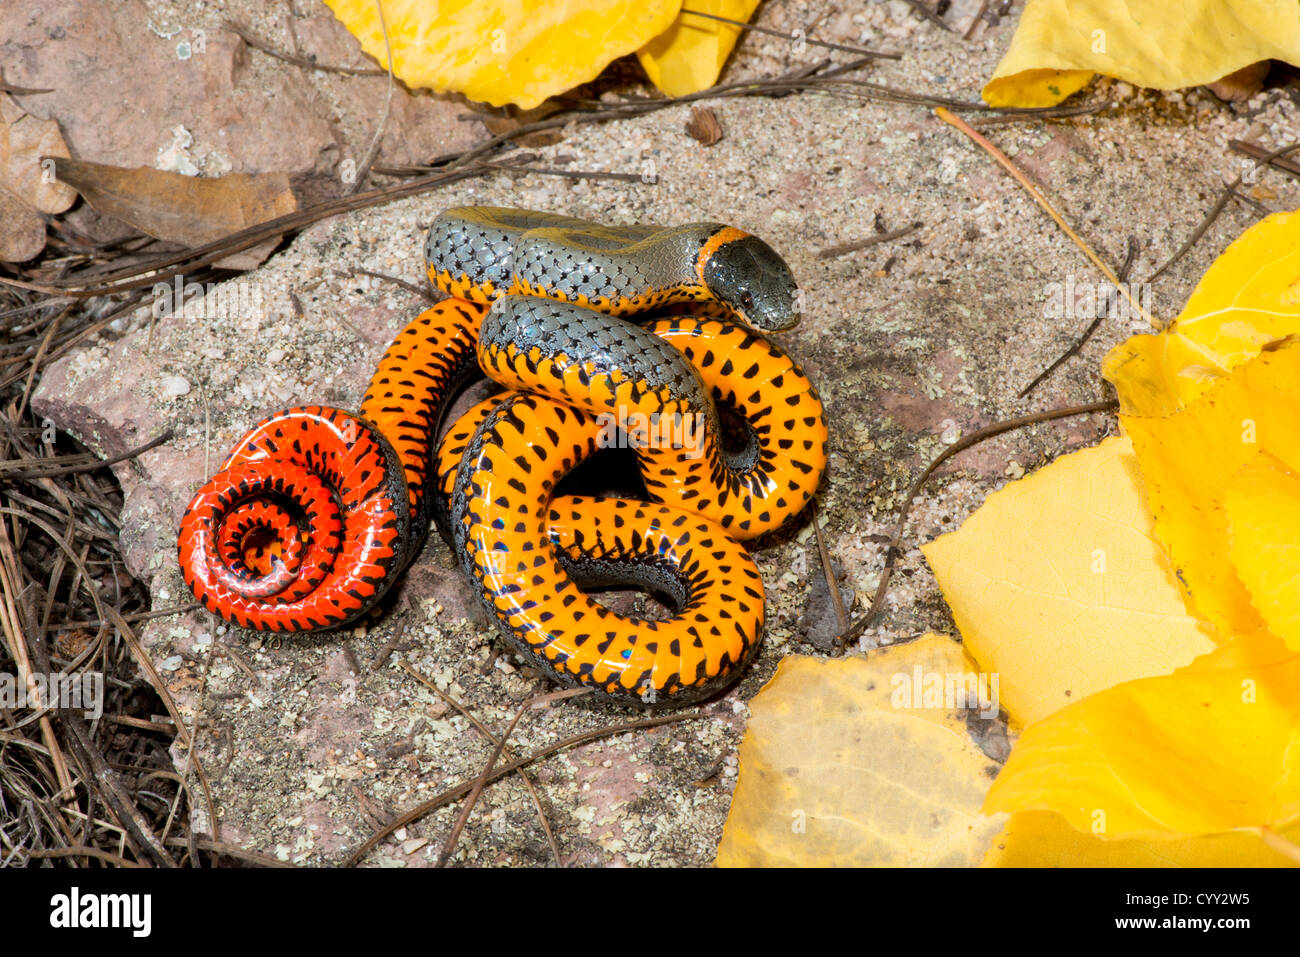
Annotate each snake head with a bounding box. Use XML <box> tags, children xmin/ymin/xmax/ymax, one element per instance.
<box><xmin>702</xmin><ymin>234</ymin><xmax>800</xmax><ymax>331</ymax></box>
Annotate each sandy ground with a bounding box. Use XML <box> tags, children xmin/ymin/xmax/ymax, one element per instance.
<box><xmin>30</xmin><ymin>0</ymin><xmax>1300</xmax><ymax>865</ymax></box>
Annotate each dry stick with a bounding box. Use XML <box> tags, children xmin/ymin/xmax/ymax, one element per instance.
<box><xmin>0</xmin><ymin>506</ymin><xmax>219</xmax><ymax>841</ymax></box>
<box><xmin>838</xmin><ymin>399</ymin><xmax>1117</xmax><ymax>644</ymax></box>
<box><xmin>0</xmin><ymin>518</ymin><xmax>75</xmax><ymax>808</ymax></box>
<box><xmin>367</xmin><ymin>619</ymin><xmax>409</xmax><ymax>674</ymax></box>
<box><xmin>1146</xmin><ymin>142</ymin><xmax>1300</xmax><ymax>284</ymax></box>
<box><xmin>963</xmin><ymin>0</ymin><xmax>991</xmax><ymax>40</ymax></box>
<box><xmin>1019</xmin><ymin>236</ymin><xmax>1140</xmax><ymax>398</ymax></box>
<box><xmin>5</xmin><ymin>162</ymin><xmax>515</xmax><ymax>298</ymax></box>
<box><xmin>399</xmin><ymin>660</ymin><xmax>561</xmax><ymax>865</ymax></box>
<box><xmin>224</xmin><ymin>18</ymin><xmax>388</xmax><ymax>75</ymax></box>
<box><xmin>935</xmin><ymin>106</ymin><xmax>1158</xmax><ymax>328</ymax></box>
<box><xmin>816</xmin><ymin>222</ymin><xmax>922</xmax><ymax>260</ymax></box>
<box><xmin>436</xmin><ymin>687</ymin><xmax>591</xmax><ymax>867</ymax></box>
<box><xmin>166</xmin><ymin>835</ymin><xmax>296</xmax><ymax>867</ymax></box>
<box><xmin>1229</xmin><ymin>138</ymin><xmax>1300</xmax><ymax>179</ymax></box>
<box><xmin>436</xmin><ymin>58</ymin><xmax>1075</xmax><ymax>177</ymax></box>
<box><xmin>29</xmin><ymin>158</ymin><xmax>634</xmax><ymax>300</ymax></box>
<box><xmin>678</xmin><ymin>7</ymin><xmax>901</xmax><ymax>58</ymax></box>
<box><xmin>1230</xmin><ymin>189</ymin><xmax>1275</xmax><ymax>217</ymax></box>
<box><xmin>810</xmin><ymin>504</ymin><xmax>848</xmax><ymax>632</ymax></box>
<box><xmin>0</xmin><ymin>519</ymin><xmax>174</xmax><ymax>867</ymax></box>
<box><xmin>18</xmin><ymin>303</ymin><xmax>70</xmax><ymax>414</ymax></box>
<box><xmin>347</xmin><ymin>0</ymin><xmax>396</xmax><ymax>195</ymax></box>
<box><xmin>901</xmin><ymin>0</ymin><xmax>954</xmax><ymax>31</ymax></box>
<box><xmin>0</xmin><ymin>292</ymin><xmax>149</xmax><ymax>394</ymax></box>
<box><xmin>37</xmin><ymin>600</ymin><xmax>196</xmax><ymax>631</ymax></box>
<box><xmin>1</xmin><ymin>430</ymin><xmax>173</xmax><ymax>482</ymax></box>
<box><xmin>969</xmin><ymin>101</ymin><xmax>1114</xmax><ymax>126</ymax></box>
<box><xmin>25</xmin><ymin>845</ymin><xmax>143</xmax><ymax>867</ymax></box>
<box><xmin>346</xmin><ymin>712</ymin><xmax>700</xmax><ymax>866</ymax></box>
<box><xmin>479</xmin><ymin>161</ymin><xmax>647</xmax><ymax>184</ymax></box>
<box><xmin>357</xmin><ymin>269</ymin><xmax>436</xmax><ymax>303</ymax></box>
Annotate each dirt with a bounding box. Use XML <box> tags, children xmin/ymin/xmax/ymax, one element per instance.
<box><xmin>27</xmin><ymin>0</ymin><xmax>1300</xmax><ymax>865</ymax></box>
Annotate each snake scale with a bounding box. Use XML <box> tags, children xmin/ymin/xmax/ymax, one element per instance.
<box><xmin>178</xmin><ymin>207</ymin><xmax>828</xmax><ymax>707</ymax></box>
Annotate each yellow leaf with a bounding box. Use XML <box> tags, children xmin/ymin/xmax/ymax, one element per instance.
<box><xmin>1104</xmin><ymin>208</ymin><xmax>1300</xmax><ymax>419</ymax></box>
<box><xmin>323</xmin><ymin>0</ymin><xmax>682</xmax><ymax>110</ymax></box>
<box><xmin>1118</xmin><ymin>343</ymin><xmax>1300</xmax><ymax>638</ymax></box>
<box><xmin>1225</xmin><ymin>460</ymin><xmax>1300</xmax><ymax>653</ymax></box>
<box><xmin>983</xmin><ymin>0</ymin><xmax>1300</xmax><ymax>107</ymax></box>
<box><xmin>984</xmin><ymin>810</ymin><xmax>1300</xmax><ymax>867</ymax></box>
<box><xmin>922</xmin><ymin>436</ymin><xmax>1217</xmax><ymax>728</ymax></box>
<box><xmin>637</xmin><ymin>0</ymin><xmax>759</xmax><ymax>97</ymax></box>
<box><xmin>983</xmin><ymin>630</ymin><xmax>1300</xmax><ymax>838</ymax></box>
<box><xmin>716</xmin><ymin>636</ymin><xmax>1006</xmax><ymax>867</ymax></box>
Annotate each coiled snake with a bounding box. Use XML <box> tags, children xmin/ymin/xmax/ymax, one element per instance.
<box><xmin>178</xmin><ymin>207</ymin><xmax>828</xmax><ymax>707</ymax></box>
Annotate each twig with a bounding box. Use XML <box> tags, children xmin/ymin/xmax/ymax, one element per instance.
<box><xmin>935</xmin><ymin>106</ymin><xmax>1157</xmax><ymax>327</ymax></box>
<box><xmin>0</xmin><ymin>430</ymin><xmax>172</xmax><ymax>482</ymax></box>
<box><xmin>969</xmin><ymin>101</ymin><xmax>1114</xmax><ymax>127</ymax></box>
<box><xmin>838</xmin><ymin>399</ymin><xmax>1118</xmax><ymax>644</ymax></box>
<box><xmin>963</xmin><ymin>0</ymin><xmax>991</xmax><ymax>40</ymax></box>
<box><xmin>224</xmin><ymin>18</ymin><xmax>388</xmax><ymax>76</ymax></box>
<box><xmin>901</xmin><ymin>0</ymin><xmax>954</xmax><ymax>31</ymax></box>
<box><xmin>167</xmin><ymin>835</ymin><xmax>297</xmax><ymax>867</ymax></box>
<box><xmin>816</xmin><ymin>222</ymin><xmax>921</xmax><ymax>260</ymax></box>
<box><xmin>678</xmin><ymin>7</ymin><xmax>901</xmax><ymax>59</ymax></box>
<box><xmin>1146</xmin><ymin>141</ymin><xmax>1300</xmax><ymax>283</ymax></box>
<box><xmin>3</xmin><ymin>163</ymin><xmax>523</xmax><ymax>298</ymax></box>
<box><xmin>25</xmin><ymin>845</ymin><xmax>143</xmax><ymax>866</ymax></box>
<box><xmin>347</xmin><ymin>0</ymin><xmax>395</xmax><ymax>195</ymax></box>
<box><xmin>346</xmin><ymin>712</ymin><xmax>702</xmax><ymax>865</ymax></box>
<box><xmin>1229</xmin><ymin>138</ymin><xmax>1300</xmax><ymax>179</ymax></box>
<box><xmin>357</xmin><ymin>270</ymin><xmax>436</xmax><ymax>303</ymax></box>
<box><xmin>435</xmin><ymin>687</ymin><xmax>589</xmax><ymax>866</ymax></box>
<box><xmin>399</xmin><ymin>660</ymin><xmax>561</xmax><ymax>865</ymax></box>
<box><xmin>1019</xmin><ymin>236</ymin><xmax>1139</xmax><ymax>397</ymax></box>
<box><xmin>810</xmin><ymin>504</ymin><xmax>848</xmax><ymax>631</ymax></box>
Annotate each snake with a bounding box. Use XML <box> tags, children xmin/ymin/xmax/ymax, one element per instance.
<box><xmin>178</xmin><ymin>207</ymin><xmax>828</xmax><ymax>707</ymax></box>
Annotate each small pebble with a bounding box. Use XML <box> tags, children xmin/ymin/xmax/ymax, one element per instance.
<box><xmin>160</xmin><ymin>375</ymin><xmax>191</xmax><ymax>398</ymax></box>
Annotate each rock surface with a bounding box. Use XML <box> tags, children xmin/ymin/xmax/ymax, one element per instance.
<box><xmin>30</xmin><ymin>0</ymin><xmax>1300</xmax><ymax>865</ymax></box>
<box><xmin>1</xmin><ymin>0</ymin><xmax>480</xmax><ymax>177</ymax></box>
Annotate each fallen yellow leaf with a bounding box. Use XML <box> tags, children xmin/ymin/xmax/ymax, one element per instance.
<box><xmin>1118</xmin><ymin>342</ymin><xmax>1300</xmax><ymax>639</ymax></box>
<box><xmin>923</xmin><ymin>436</ymin><xmax>1218</xmax><ymax>728</ymax></box>
<box><xmin>1104</xmin><ymin>208</ymin><xmax>1300</xmax><ymax>419</ymax></box>
<box><xmin>638</xmin><ymin>0</ymin><xmax>759</xmax><ymax>97</ymax></box>
<box><xmin>983</xmin><ymin>630</ymin><xmax>1300</xmax><ymax>838</ymax></box>
<box><xmin>324</xmin><ymin>0</ymin><xmax>682</xmax><ymax>109</ymax></box>
<box><xmin>984</xmin><ymin>810</ymin><xmax>1300</xmax><ymax>867</ymax></box>
<box><xmin>983</xmin><ymin>0</ymin><xmax>1300</xmax><ymax>107</ymax></box>
<box><xmin>716</xmin><ymin>635</ymin><xmax>1007</xmax><ymax>867</ymax></box>
<box><xmin>1225</xmin><ymin>459</ymin><xmax>1300</xmax><ymax>653</ymax></box>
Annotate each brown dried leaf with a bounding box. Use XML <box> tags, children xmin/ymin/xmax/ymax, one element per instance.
<box><xmin>52</xmin><ymin>158</ymin><xmax>298</xmax><ymax>269</ymax></box>
<box><xmin>0</xmin><ymin>92</ymin><xmax>76</xmax><ymax>261</ymax></box>
<box><xmin>1206</xmin><ymin>60</ymin><xmax>1271</xmax><ymax>102</ymax></box>
<box><xmin>0</xmin><ymin>185</ymin><xmax>45</xmax><ymax>262</ymax></box>
<box><xmin>685</xmin><ymin>106</ymin><xmax>723</xmax><ymax>146</ymax></box>
<box><xmin>477</xmin><ymin>101</ymin><xmax>567</xmax><ymax>148</ymax></box>
<box><xmin>0</xmin><ymin>92</ymin><xmax>75</xmax><ymax>214</ymax></box>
